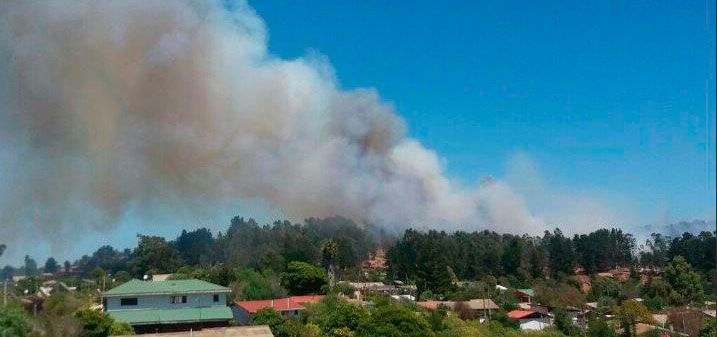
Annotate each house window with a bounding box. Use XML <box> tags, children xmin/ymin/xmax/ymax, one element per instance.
<box><xmin>213</xmin><ymin>294</ymin><xmax>219</xmax><ymax>302</ymax></box>
<box><xmin>120</xmin><ymin>298</ymin><xmax>138</xmax><ymax>306</ymax></box>
<box><xmin>171</xmin><ymin>296</ymin><xmax>187</xmax><ymax>304</ymax></box>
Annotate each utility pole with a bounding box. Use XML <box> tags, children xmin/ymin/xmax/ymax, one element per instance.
<box><xmin>3</xmin><ymin>280</ymin><xmax>6</xmax><ymax>308</ymax></box>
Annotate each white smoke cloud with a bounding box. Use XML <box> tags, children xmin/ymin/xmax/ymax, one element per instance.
<box><xmin>0</xmin><ymin>0</ymin><xmax>569</xmax><ymax>260</ymax></box>
<box><xmin>503</xmin><ymin>151</ymin><xmax>635</xmax><ymax>235</ymax></box>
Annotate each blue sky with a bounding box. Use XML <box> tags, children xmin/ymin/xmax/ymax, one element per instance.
<box><xmin>249</xmin><ymin>0</ymin><xmax>716</xmax><ymax>222</ymax></box>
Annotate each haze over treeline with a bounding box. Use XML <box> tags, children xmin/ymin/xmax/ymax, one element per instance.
<box><xmin>2</xmin><ymin>215</ymin><xmax>714</xmax><ymax>295</ymax></box>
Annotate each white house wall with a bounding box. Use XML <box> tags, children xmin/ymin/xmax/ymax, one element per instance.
<box><xmin>519</xmin><ymin>318</ymin><xmax>551</xmax><ymax>330</ymax></box>
<box><xmin>105</xmin><ymin>293</ymin><xmax>227</xmax><ymax>311</ymax></box>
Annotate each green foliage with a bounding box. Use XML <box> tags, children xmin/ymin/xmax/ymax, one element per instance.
<box><xmin>588</xmin><ymin>278</ymin><xmax>620</xmax><ymax>302</ymax></box>
<box><xmin>110</xmin><ymin>321</ymin><xmax>134</xmax><ymax>335</ymax></box>
<box><xmin>333</xmin><ymin>282</ymin><xmax>355</xmax><ymax>297</ymax></box>
<box><xmin>231</xmin><ymin>269</ymin><xmax>287</xmax><ymax>300</ymax></box>
<box><xmin>663</xmin><ymin>256</ymin><xmax>704</xmax><ymax>305</ymax></box>
<box><xmin>437</xmin><ymin>315</ymin><xmax>486</xmax><ymax>337</ymax></box>
<box><xmin>534</xmin><ymin>280</ymin><xmax>585</xmax><ymax>308</ymax></box>
<box><xmin>204</xmin><ymin>265</ymin><xmax>237</xmax><ymax>286</ymax></box>
<box><xmin>0</xmin><ymin>307</ymin><xmax>32</xmax><ymax>337</ymax></box>
<box><xmin>173</xmin><ymin>228</ymin><xmax>217</xmax><ymax>266</ymax></box>
<box><xmin>553</xmin><ymin>308</ymin><xmax>580</xmax><ymax>336</ymax></box>
<box><xmin>361</xmin><ymin>304</ymin><xmax>434</xmax><ymax>337</ymax></box>
<box><xmin>75</xmin><ymin>308</ymin><xmax>115</xmax><ymax>337</ymax></box>
<box><xmin>699</xmin><ymin>318</ymin><xmax>716</xmax><ymax>337</ymax></box>
<box><xmin>668</xmin><ymin>232</ymin><xmax>716</xmax><ymax>273</ymax></box>
<box><xmin>38</xmin><ymin>293</ymin><xmax>83</xmax><ymax>337</ymax></box>
<box><xmin>44</xmin><ymin>257</ymin><xmax>59</xmax><ymax>274</ymax></box>
<box><xmin>306</xmin><ymin>297</ymin><xmax>368</xmax><ymax>335</ymax></box>
<box><xmin>221</xmin><ymin>216</ymin><xmax>374</xmax><ymax>273</ymax></box>
<box><xmin>588</xmin><ymin>318</ymin><xmax>617</xmax><ymax>337</ymax></box>
<box><xmin>90</xmin><ymin>267</ymin><xmax>106</xmax><ymax>284</ymax></box>
<box><xmin>544</xmin><ymin>229</ymin><xmax>576</xmax><ymax>277</ymax></box>
<box><xmin>573</xmin><ymin>229</ymin><xmax>635</xmax><ymax>274</ymax></box>
<box><xmin>281</xmin><ymin>261</ymin><xmax>327</xmax><ymax>295</ymax></box>
<box><xmin>113</xmin><ymin>271</ymin><xmax>131</xmax><ymax>285</ymax></box>
<box><xmin>250</xmin><ymin>308</ymin><xmax>304</xmax><ymax>337</ymax></box>
<box><xmin>640</xmin><ymin>234</ymin><xmax>670</xmax><ymax>267</ymax></box>
<box><xmin>128</xmin><ymin>235</ymin><xmax>182</xmax><ymax>276</ymax></box>
<box><xmin>76</xmin><ymin>245</ymin><xmax>130</xmax><ymax>276</ymax></box>
<box><xmin>23</xmin><ymin>255</ymin><xmax>38</xmax><ymax>277</ymax></box>
<box><xmin>616</xmin><ymin>300</ymin><xmax>654</xmax><ymax>337</ymax></box>
<box><xmin>643</xmin><ymin>296</ymin><xmax>663</xmax><ymax>311</ymax></box>
<box><xmin>492</xmin><ymin>310</ymin><xmax>520</xmax><ymax>330</ymax></box>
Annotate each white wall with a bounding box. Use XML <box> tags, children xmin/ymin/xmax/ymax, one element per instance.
<box><xmin>105</xmin><ymin>293</ymin><xmax>227</xmax><ymax>311</ymax></box>
<box><xmin>519</xmin><ymin>318</ymin><xmax>551</xmax><ymax>330</ymax></box>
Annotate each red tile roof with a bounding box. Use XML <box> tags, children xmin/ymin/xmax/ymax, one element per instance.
<box><xmin>234</xmin><ymin>295</ymin><xmax>324</xmax><ymax>314</ymax></box>
<box><xmin>507</xmin><ymin>310</ymin><xmax>538</xmax><ymax>319</ymax></box>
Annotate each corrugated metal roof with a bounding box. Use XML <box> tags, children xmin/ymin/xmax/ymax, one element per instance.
<box><xmin>507</xmin><ymin>310</ymin><xmax>539</xmax><ymax>319</ymax></box>
<box><xmin>516</xmin><ymin>288</ymin><xmax>534</xmax><ymax>297</ymax></box>
<box><xmin>113</xmin><ymin>326</ymin><xmax>274</xmax><ymax>337</ymax></box>
<box><xmin>103</xmin><ymin>279</ymin><xmax>230</xmax><ymax>297</ymax></box>
<box><xmin>108</xmin><ymin>306</ymin><xmax>233</xmax><ymax>325</ymax></box>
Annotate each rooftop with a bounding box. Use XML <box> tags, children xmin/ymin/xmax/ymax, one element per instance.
<box><xmin>108</xmin><ymin>306</ymin><xmax>233</xmax><ymax>325</ymax></box>
<box><xmin>234</xmin><ymin>295</ymin><xmax>324</xmax><ymax>313</ymax></box>
<box><xmin>515</xmin><ymin>288</ymin><xmax>535</xmax><ymax>297</ymax></box>
<box><xmin>507</xmin><ymin>310</ymin><xmax>542</xmax><ymax>319</ymax></box>
<box><xmin>113</xmin><ymin>326</ymin><xmax>274</xmax><ymax>337</ymax></box>
<box><xmin>103</xmin><ymin>279</ymin><xmax>230</xmax><ymax>297</ymax></box>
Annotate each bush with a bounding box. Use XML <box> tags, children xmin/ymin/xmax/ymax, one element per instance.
<box><xmin>281</xmin><ymin>261</ymin><xmax>327</xmax><ymax>295</ymax></box>
<box><xmin>0</xmin><ymin>307</ymin><xmax>32</xmax><ymax>337</ymax></box>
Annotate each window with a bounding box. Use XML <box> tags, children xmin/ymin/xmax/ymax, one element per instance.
<box><xmin>120</xmin><ymin>298</ymin><xmax>138</xmax><ymax>306</ymax></box>
<box><xmin>170</xmin><ymin>296</ymin><xmax>187</xmax><ymax>304</ymax></box>
<box><xmin>213</xmin><ymin>294</ymin><xmax>219</xmax><ymax>302</ymax></box>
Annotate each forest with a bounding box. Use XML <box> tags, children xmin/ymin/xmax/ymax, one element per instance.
<box><xmin>0</xmin><ymin>215</ymin><xmax>714</xmax><ymax>337</ymax></box>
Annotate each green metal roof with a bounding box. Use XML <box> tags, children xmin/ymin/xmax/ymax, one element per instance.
<box><xmin>103</xmin><ymin>279</ymin><xmax>230</xmax><ymax>297</ymax></box>
<box><xmin>517</xmin><ymin>288</ymin><xmax>534</xmax><ymax>297</ymax></box>
<box><xmin>108</xmin><ymin>306</ymin><xmax>233</xmax><ymax>325</ymax></box>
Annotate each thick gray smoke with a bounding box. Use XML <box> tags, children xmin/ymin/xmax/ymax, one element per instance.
<box><xmin>0</xmin><ymin>0</ymin><xmax>544</xmax><ymax>252</ymax></box>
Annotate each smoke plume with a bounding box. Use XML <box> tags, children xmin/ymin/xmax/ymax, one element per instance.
<box><xmin>0</xmin><ymin>0</ymin><xmax>544</xmax><ymax>253</ymax></box>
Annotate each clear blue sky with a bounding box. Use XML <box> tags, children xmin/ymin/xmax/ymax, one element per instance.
<box><xmin>248</xmin><ymin>0</ymin><xmax>716</xmax><ymax>222</ymax></box>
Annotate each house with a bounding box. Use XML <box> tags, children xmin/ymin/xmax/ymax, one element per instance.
<box><xmin>113</xmin><ymin>326</ymin><xmax>274</xmax><ymax>337</ymax></box>
<box><xmin>233</xmin><ymin>295</ymin><xmax>324</xmax><ymax>325</ymax></box>
<box><xmin>102</xmin><ymin>279</ymin><xmax>233</xmax><ymax>334</ymax></box>
<box><xmin>417</xmin><ymin>299</ymin><xmax>498</xmax><ymax>322</ymax></box>
<box><xmin>513</xmin><ymin>289</ymin><xmax>534</xmax><ymax>303</ymax></box>
<box><xmin>507</xmin><ymin>310</ymin><xmax>551</xmax><ymax>330</ymax></box>
<box><xmin>495</xmin><ymin>284</ymin><xmax>508</xmax><ymax>291</ymax></box>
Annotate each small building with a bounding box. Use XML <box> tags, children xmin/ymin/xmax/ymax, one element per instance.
<box><xmin>102</xmin><ymin>279</ymin><xmax>233</xmax><ymax>334</ymax></box>
<box><xmin>113</xmin><ymin>326</ymin><xmax>274</xmax><ymax>337</ymax></box>
<box><xmin>507</xmin><ymin>310</ymin><xmax>551</xmax><ymax>330</ymax></box>
<box><xmin>417</xmin><ymin>299</ymin><xmax>498</xmax><ymax>322</ymax></box>
<box><xmin>233</xmin><ymin>295</ymin><xmax>324</xmax><ymax>325</ymax></box>
<box><xmin>152</xmin><ymin>274</ymin><xmax>173</xmax><ymax>282</ymax></box>
<box><xmin>513</xmin><ymin>289</ymin><xmax>534</xmax><ymax>303</ymax></box>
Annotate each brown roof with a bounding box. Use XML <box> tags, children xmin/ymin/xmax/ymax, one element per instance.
<box><xmin>114</xmin><ymin>326</ymin><xmax>274</xmax><ymax>337</ymax></box>
<box><xmin>467</xmin><ymin>299</ymin><xmax>499</xmax><ymax>310</ymax></box>
<box><xmin>417</xmin><ymin>299</ymin><xmax>498</xmax><ymax>311</ymax></box>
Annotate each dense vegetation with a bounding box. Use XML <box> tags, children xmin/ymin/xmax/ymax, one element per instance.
<box><xmin>0</xmin><ymin>215</ymin><xmax>714</xmax><ymax>337</ymax></box>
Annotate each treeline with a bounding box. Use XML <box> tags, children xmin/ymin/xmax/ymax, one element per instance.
<box><xmin>387</xmin><ymin>228</ymin><xmax>715</xmax><ymax>299</ymax></box>
<box><xmin>0</xmin><ymin>216</ymin><xmax>376</xmax><ymax>281</ymax></box>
